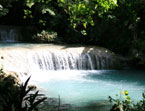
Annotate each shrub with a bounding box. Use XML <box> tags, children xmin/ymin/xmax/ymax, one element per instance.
<box><xmin>133</xmin><ymin>93</ymin><xmax>145</xmax><ymax>111</ymax></box>
<box><xmin>0</xmin><ymin>74</ymin><xmax>47</xmax><ymax>111</ymax></box>
<box><xmin>32</xmin><ymin>30</ymin><xmax>57</xmax><ymax>43</ymax></box>
<box><xmin>109</xmin><ymin>90</ymin><xmax>145</xmax><ymax>111</ymax></box>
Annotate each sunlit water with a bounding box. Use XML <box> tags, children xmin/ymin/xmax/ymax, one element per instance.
<box><xmin>21</xmin><ymin>69</ymin><xmax>145</xmax><ymax>111</ymax></box>
<box><xmin>0</xmin><ymin>43</ymin><xmax>145</xmax><ymax>111</ymax></box>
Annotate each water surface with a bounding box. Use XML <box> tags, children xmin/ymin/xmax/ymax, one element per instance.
<box><xmin>21</xmin><ymin>69</ymin><xmax>145</xmax><ymax>111</ymax></box>
<box><xmin>1</xmin><ymin>43</ymin><xmax>144</xmax><ymax>111</ymax></box>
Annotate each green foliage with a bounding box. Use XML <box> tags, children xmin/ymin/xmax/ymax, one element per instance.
<box><xmin>109</xmin><ymin>90</ymin><xmax>132</xmax><ymax>111</ymax></box>
<box><xmin>42</xmin><ymin>8</ymin><xmax>55</xmax><ymax>16</ymax></box>
<box><xmin>32</xmin><ymin>30</ymin><xmax>57</xmax><ymax>43</ymax></box>
<box><xmin>24</xmin><ymin>9</ymin><xmax>33</xmax><ymax>19</ymax></box>
<box><xmin>0</xmin><ymin>6</ymin><xmax>9</xmax><ymax>17</ymax></box>
<box><xmin>22</xmin><ymin>0</ymin><xmax>118</xmax><ymax>34</ymax></box>
<box><xmin>134</xmin><ymin>93</ymin><xmax>145</xmax><ymax>111</ymax></box>
<box><xmin>0</xmin><ymin>0</ymin><xmax>18</xmax><ymax>17</ymax></box>
<box><xmin>23</xmin><ymin>0</ymin><xmax>55</xmax><ymax>25</ymax></box>
<box><xmin>0</xmin><ymin>75</ymin><xmax>47</xmax><ymax>111</ymax></box>
<box><xmin>109</xmin><ymin>91</ymin><xmax>145</xmax><ymax>111</ymax></box>
<box><xmin>57</xmin><ymin>0</ymin><xmax>117</xmax><ymax>33</ymax></box>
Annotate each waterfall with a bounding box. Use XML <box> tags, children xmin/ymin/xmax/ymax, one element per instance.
<box><xmin>0</xmin><ymin>26</ymin><xmax>20</xmax><ymax>42</ymax></box>
<box><xmin>29</xmin><ymin>51</ymin><xmax>98</xmax><ymax>70</ymax></box>
<box><xmin>0</xmin><ymin>44</ymin><xmax>119</xmax><ymax>74</ymax></box>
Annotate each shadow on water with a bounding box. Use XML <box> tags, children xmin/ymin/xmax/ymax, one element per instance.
<box><xmin>71</xmin><ymin>100</ymin><xmax>111</xmax><ymax>111</ymax></box>
<box><xmin>84</xmin><ymin>70</ymin><xmax>145</xmax><ymax>85</ymax></box>
<box><xmin>39</xmin><ymin>98</ymin><xmax>111</xmax><ymax>111</ymax></box>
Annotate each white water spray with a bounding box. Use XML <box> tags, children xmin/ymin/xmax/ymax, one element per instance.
<box><xmin>0</xmin><ymin>44</ymin><xmax>117</xmax><ymax>74</ymax></box>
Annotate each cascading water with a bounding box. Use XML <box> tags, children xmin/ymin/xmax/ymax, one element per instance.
<box><xmin>29</xmin><ymin>51</ymin><xmax>112</xmax><ymax>70</ymax></box>
<box><xmin>0</xmin><ymin>26</ymin><xmax>20</xmax><ymax>42</ymax></box>
<box><xmin>0</xmin><ymin>44</ymin><xmax>118</xmax><ymax>73</ymax></box>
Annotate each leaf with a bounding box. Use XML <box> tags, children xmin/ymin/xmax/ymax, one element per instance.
<box><xmin>124</xmin><ymin>90</ymin><xmax>128</xmax><ymax>95</ymax></box>
<box><xmin>113</xmin><ymin>0</ymin><xmax>117</xmax><ymax>4</ymax></box>
<box><xmin>78</xmin><ymin>4</ymin><xmax>81</xmax><ymax>10</ymax></box>
<box><xmin>30</xmin><ymin>15</ymin><xmax>33</xmax><ymax>18</ymax></box>
<box><xmin>23</xmin><ymin>76</ymin><xmax>31</xmax><ymax>91</ymax></box>
<box><xmin>68</xmin><ymin>6</ymin><xmax>71</xmax><ymax>10</ymax></box>
<box><xmin>42</xmin><ymin>8</ymin><xmax>55</xmax><ymax>16</ymax></box>
<box><xmin>20</xmin><ymin>76</ymin><xmax>31</xmax><ymax>99</ymax></box>
<box><xmin>29</xmin><ymin>91</ymin><xmax>39</xmax><ymax>104</ymax></box>
<box><xmin>126</xmin><ymin>96</ymin><xmax>131</xmax><ymax>100</ymax></box>
<box><xmin>81</xmin><ymin>30</ymin><xmax>87</xmax><ymax>35</ymax></box>
<box><xmin>0</xmin><ymin>4</ymin><xmax>3</xmax><ymax>10</ymax></box>
<box><xmin>28</xmin><ymin>91</ymin><xmax>47</xmax><ymax>111</ymax></box>
<box><xmin>83</xmin><ymin>23</ymin><xmax>87</xmax><ymax>29</ymax></box>
<box><xmin>60</xmin><ymin>0</ymin><xmax>64</xmax><ymax>3</ymax></box>
<box><xmin>26</xmin><ymin>2</ymin><xmax>34</xmax><ymax>8</ymax></box>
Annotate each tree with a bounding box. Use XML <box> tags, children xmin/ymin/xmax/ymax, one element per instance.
<box><xmin>0</xmin><ymin>0</ymin><xmax>17</xmax><ymax>17</ymax></box>
<box><xmin>23</xmin><ymin>0</ymin><xmax>117</xmax><ymax>34</ymax></box>
<box><xmin>57</xmin><ymin>0</ymin><xmax>118</xmax><ymax>34</ymax></box>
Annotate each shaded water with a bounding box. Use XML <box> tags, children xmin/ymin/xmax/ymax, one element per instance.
<box><xmin>0</xmin><ymin>27</ymin><xmax>20</xmax><ymax>42</ymax></box>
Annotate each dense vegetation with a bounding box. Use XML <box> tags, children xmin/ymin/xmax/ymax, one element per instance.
<box><xmin>0</xmin><ymin>0</ymin><xmax>145</xmax><ymax>67</ymax></box>
<box><xmin>0</xmin><ymin>66</ymin><xmax>73</xmax><ymax>111</ymax></box>
<box><xmin>0</xmin><ymin>70</ymin><xmax>47</xmax><ymax>111</ymax></box>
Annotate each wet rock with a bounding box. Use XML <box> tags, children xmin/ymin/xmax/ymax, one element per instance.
<box><xmin>1</xmin><ymin>70</ymin><xmax>21</xmax><ymax>84</ymax></box>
